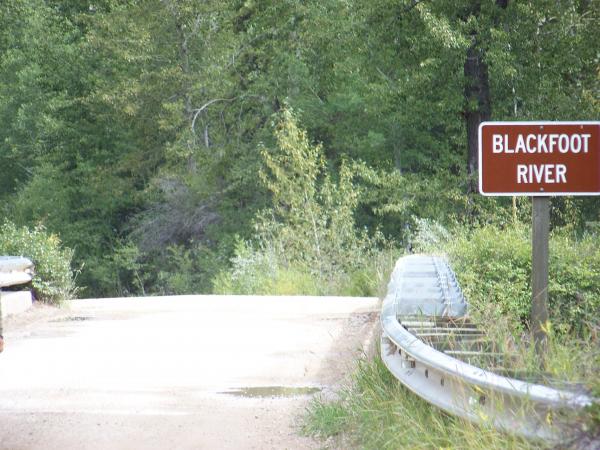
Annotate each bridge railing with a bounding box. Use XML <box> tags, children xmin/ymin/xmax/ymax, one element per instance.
<box><xmin>0</xmin><ymin>256</ymin><xmax>34</xmax><ymax>288</ymax></box>
<box><xmin>380</xmin><ymin>254</ymin><xmax>594</xmax><ymax>442</ymax></box>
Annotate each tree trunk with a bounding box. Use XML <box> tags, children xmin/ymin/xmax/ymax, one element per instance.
<box><xmin>463</xmin><ymin>0</ymin><xmax>508</xmax><ymax>191</ymax></box>
<box><xmin>464</xmin><ymin>42</ymin><xmax>491</xmax><ymax>184</ymax></box>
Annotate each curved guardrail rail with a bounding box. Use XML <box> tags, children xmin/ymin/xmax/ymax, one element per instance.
<box><xmin>0</xmin><ymin>256</ymin><xmax>34</xmax><ymax>288</ymax></box>
<box><xmin>380</xmin><ymin>254</ymin><xmax>593</xmax><ymax>442</ymax></box>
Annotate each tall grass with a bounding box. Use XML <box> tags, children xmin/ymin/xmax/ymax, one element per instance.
<box><xmin>305</xmin><ymin>222</ymin><xmax>599</xmax><ymax>449</ymax></box>
<box><xmin>213</xmin><ymin>239</ymin><xmax>398</xmax><ymax>297</ymax></box>
<box><xmin>304</xmin><ymin>354</ymin><xmax>541</xmax><ymax>450</ymax></box>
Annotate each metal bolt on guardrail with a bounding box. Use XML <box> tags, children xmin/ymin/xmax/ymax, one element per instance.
<box><xmin>380</xmin><ymin>254</ymin><xmax>595</xmax><ymax>442</ymax></box>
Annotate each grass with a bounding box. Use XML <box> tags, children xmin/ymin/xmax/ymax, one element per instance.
<box><xmin>304</xmin><ymin>325</ymin><xmax>599</xmax><ymax>450</ymax></box>
<box><xmin>303</xmin><ymin>240</ymin><xmax>600</xmax><ymax>449</ymax></box>
<box><xmin>260</xmin><ymin>220</ymin><xmax>600</xmax><ymax>448</ymax></box>
<box><xmin>304</xmin><ymin>353</ymin><xmax>543</xmax><ymax>450</ymax></box>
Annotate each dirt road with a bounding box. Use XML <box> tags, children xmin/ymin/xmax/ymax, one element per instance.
<box><xmin>0</xmin><ymin>296</ymin><xmax>379</xmax><ymax>450</ymax></box>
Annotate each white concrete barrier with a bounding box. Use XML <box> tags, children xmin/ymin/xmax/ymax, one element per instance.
<box><xmin>0</xmin><ymin>291</ymin><xmax>33</xmax><ymax>318</ymax></box>
<box><xmin>0</xmin><ymin>256</ymin><xmax>35</xmax><ymax>317</ymax></box>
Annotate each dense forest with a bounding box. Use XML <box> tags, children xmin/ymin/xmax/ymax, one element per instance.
<box><xmin>1</xmin><ymin>0</ymin><xmax>599</xmax><ymax>299</ymax></box>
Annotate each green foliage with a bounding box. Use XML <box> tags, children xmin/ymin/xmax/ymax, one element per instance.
<box><xmin>548</xmin><ymin>234</ymin><xmax>600</xmax><ymax>334</ymax></box>
<box><xmin>0</xmin><ymin>222</ymin><xmax>75</xmax><ymax>303</ymax></box>
<box><xmin>304</xmin><ymin>353</ymin><xmax>539</xmax><ymax>450</ymax></box>
<box><xmin>444</xmin><ymin>224</ymin><xmax>532</xmax><ymax>332</ymax></box>
<box><xmin>1</xmin><ymin>0</ymin><xmax>598</xmax><ymax>297</ymax></box>
<box><xmin>212</xmin><ymin>239</ymin><xmax>278</xmax><ymax>295</ymax></box>
<box><xmin>213</xmin><ymin>106</ymin><xmax>404</xmax><ymax>297</ymax></box>
<box><xmin>423</xmin><ymin>222</ymin><xmax>600</xmax><ymax>336</ymax></box>
<box><xmin>411</xmin><ymin>218</ymin><xmax>453</xmax><ymax>253</ymax></box>
<box><xmin>354</xmin><ymin>164</ymin><xmax>535</xmax><ymax>244</ymax></box>
<box><xmin>108</xmin><ymin>240</ymin><xmax>227</xmax><ymax>297</ymax></box>
<box><xmin>155</xmin><ymin>244</ymin><xmax>218</xmax><ymax>296</ymax></box>
<box><xmin>102</xmin><ymin>241</ymin><xmax>149</xmax><ymax>297</ymax></box>
<box><xmin>213</xmin><ymin>108</ymin><xmax>386</xmax><ymax>296</ymax></box>
<box><xmin>259</xmin><ymin>107</ymin><xmax>373</xmax><ymax>276</ymax></box>
<box><xmin>212</xmin><ymin>238</ymin><xmax>391</xmax><ymax>297</ymax></box>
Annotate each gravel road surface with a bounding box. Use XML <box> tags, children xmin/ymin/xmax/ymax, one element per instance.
<box><xmin>0</xmin><ymin>296</ymin><xmax>379</xmax><ymax>450</ymax></box>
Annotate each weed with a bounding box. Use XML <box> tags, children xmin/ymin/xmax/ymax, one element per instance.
<box><xmin>305</xmin><ymin>353</ymin><xmax>541</xmax><ymax>449</ymax></box>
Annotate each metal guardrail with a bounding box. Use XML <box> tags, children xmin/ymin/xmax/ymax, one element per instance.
<box><xmin>0</xmin><ymin>256</ymin><xmax>34</xmax><ymax>288</ymax></box>
<box><xmin>380</xmin><ymin>254</ymin><xmax>594</xmax><ymax>442</ymax></box>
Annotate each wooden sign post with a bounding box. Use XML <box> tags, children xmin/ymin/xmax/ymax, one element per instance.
<box><xmin>479</xmin><ymin>121</ymin><xmax>600</xmax><ymax>353</ymax></box>
<box><xmin>531</xmin><ymin>196</ymin><xmax>549</xmax><ymax>351</ymax></box>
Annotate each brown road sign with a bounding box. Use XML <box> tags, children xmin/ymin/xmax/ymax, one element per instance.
<box><xmin>479</xmin><ymin>121</ymin><xmax>600</xmax><ymax>196</ymax></box>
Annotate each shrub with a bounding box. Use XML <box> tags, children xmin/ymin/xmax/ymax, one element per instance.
<box><xmin>212</xmin><ymin>239</ymin><xmax>278</xmax><ymax>295</ymax></box>
<box><xmin>212</xmin><ymin>238</ymin><xmax>391</xmax><ymax>297</ymax></box>
<box><xmin>214</xmin><ymin>107</ymin><xmax>385</xmax><ymax>297</ymax></box>
<box><xmin>153</xmin><ymin>243</ymin><xmax>223</xmax><ymax>295</ymax></box>
<box><xmin>258</xmin><ymin>107</ymin><xmax>375</xmax><ymax>278</ymax></box>
<box><xmin>411</xmin><ymin>218</ymin><xmax>453</xmax><ymax>253</ymax></box>
<box><xmin>438</xmin><ymin>223</ymin><xmax>600</xmax><ymax>335</ymax></box>
<box><xmin>444</xmin><ymin>224</ymin><xmax>531</xmax><ymax>333</ymax></box>
<box><xmin>0</xmin><ymin>221</ymin><xmax>76</xmax><ymax>303</ymax></box>
<box><xmin>548</xmin><ymin>234</ymin><xmax>600</xmax><ymax>334</ymax></box>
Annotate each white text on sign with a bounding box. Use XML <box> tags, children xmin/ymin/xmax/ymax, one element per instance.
<box><xmin>517</xmin><ymin>164</ymin><xmax>566</xmax><ymax>184</ymax></box>
<box><xmin>492</xmin><ymin>133</ymin><xmax>591</xmax><ymax>154</ymax></box>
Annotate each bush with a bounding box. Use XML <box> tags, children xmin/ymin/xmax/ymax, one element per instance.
<box><xmin>212</xmin><ymin>239</ymin><xmax>340</xmax><ymax>296</ymax></box>
<box><xmin>437</xmin><ymin>222</ymin><xmax>600</xmax><ymax>335</ymax></box>
<box><xmin>154</xmin><ymin>243</ymin><xmax>224</xmax><ymax>295</ymax></box>
<box><xmin>0</xmin><ymin>221</ymin><xmax>76</xmax><ymax>303</ymax></box>
<box><xmin>213</xmin><ymin>108</ymin><xmax>386</xmax><ymax>297</ymax></box>
<box><xmin>444</xmin><ymin>224</ymin><xmax>531</xmax><ymax>333</ymax></box>
<box><xmin>212</xmin><ymin>239</ymin><xmax>278</xmax><ymax>295</ymax></box>
<box><xmin>259</xmin><ymin>107</ymin><xmax>375</xmax><ymax>277</ymax></box>
<box><xmin>106</xmin><ymin>240</ymin><xmax>227</xmax><ymax>297</ymax></box>
<box><xmin>548</xmin><ymin>234</ymin><xmax>600</xmax><ymax>334</ymax></box>
<box><xmin>212</xmin><ymin>238</ymin><xmax>392</xmax><ymax>297</ymax></box>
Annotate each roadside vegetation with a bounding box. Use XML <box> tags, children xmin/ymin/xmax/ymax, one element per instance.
<box><xmin>304</xmin><ymin>221</ymin><xmax>600</xmax><ymax>449</ymax></box>
<box><xmin>0</xmin><ymin>222</ymin><xmax>76</xmax><ymax>303</ymax></box>
<box><xmin>0</xmin><ymin>2</ymin><xmax>597</xmax><ymax>446</ymax></box>
<box><xmin>304</xmin><ymin>355</ymin><xmax>539</xmax><ymax>450</ymax></box>
<box><xmin>1</xmin><ymin>1</ymin><xmax>598</xmax><ymax>299</ymax></box>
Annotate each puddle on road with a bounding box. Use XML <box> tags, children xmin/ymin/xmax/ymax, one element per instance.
<box><xmin>221</xmin><ymin>386</ymin><xmax>321</xmax><ymax>398</ymax></box>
